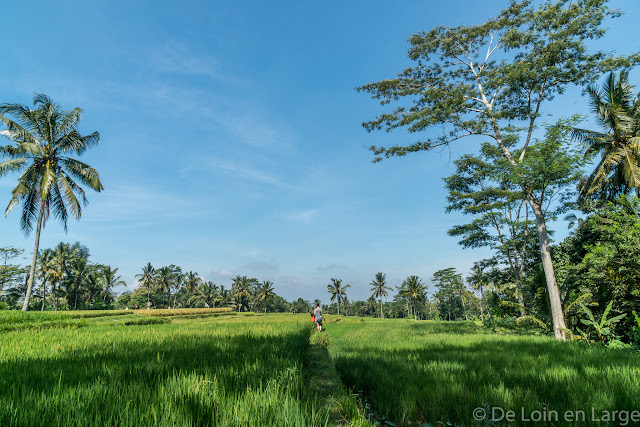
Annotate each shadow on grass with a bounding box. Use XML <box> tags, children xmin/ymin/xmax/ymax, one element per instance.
<box><xmin>330</xmin><ymin>334</ymin><xmax>640</xmax><ymax>426</ymax></box>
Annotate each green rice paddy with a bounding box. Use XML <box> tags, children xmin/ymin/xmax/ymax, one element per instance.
<box><xmin>1</xmin><ymin>312</ymin><xmax>637</xmax><ymax>426</ymax></box>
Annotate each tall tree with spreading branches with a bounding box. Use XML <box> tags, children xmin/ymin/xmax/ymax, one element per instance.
<box><xmin>357</xmin><ymin>0</ymin><xmax>639</xmax><ymax>339</ymax></box>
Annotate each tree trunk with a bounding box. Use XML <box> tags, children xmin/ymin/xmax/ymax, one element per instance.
<box><xmin>528</xmin><ymin>197</ymin><xmax>568</xmax><ymax>340</ymax></box>
<box><xmin>461</xmin><ymin>295</ymin><xmax>467</xmax><ymax>320</ymax></box>
<box><xmin>513</xmin><ymin>272</ymin><xmax>527</xmax><ymax>317</ymax></box>
<box><xmin>41</xmin><ymin>280</ymin><xmax>46</xmax><ymax>311</ymax></box>
<box><xmin>22</xmin><ymin>203</ymin><xmax>45</xmax><ymax>311</ymax></box>
<box><xmin>52</xmin><ymin>281</ymin><xmax>58</xmax><ymax>311</ymax></box>
<box><xmin>479</xmin><ymin>286</ymin><xmax>485</xmax><ymax>321</ymax></box>
<box><xmin>380</xmin><ymin>299</ymin><xmax>384</xmax><ymax>319</ymax></box>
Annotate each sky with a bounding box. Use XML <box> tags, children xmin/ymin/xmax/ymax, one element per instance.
<box><xmin>1</xmin><ymin>0</ymin><xmax>640</xmax><ymax>302</ymax></box>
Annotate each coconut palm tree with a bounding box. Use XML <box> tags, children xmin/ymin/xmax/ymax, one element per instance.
<box><xmin>49</xmin><ymin>242</ymin><xmax>77</xmax><ymax>311</ymax></box>
<box><xmin>402</xmin><ymin>276</ymin><xmax>427</xmax><ymax>321</ymax></box>
<box><xmin>0</xmin><ymin>94</ymin><xmax>103</xmax><ymax>310</ymax></box>
<box><xmin>258</xmin><ymin>281</ymin><xmax>275</xmax><ymax>313</ymax></box>
<box><xmin>102</xmin><ymin>266</ymin><xmax>125</xmax><ymax>304</ymax></box>
<box><xmin>36</xmin><ymin>248</ymin><xmax>55</xmax><ymax>311</ymax></box>
<box><xmin>67</xmin><ymin>256</ymin><xmax>90</xmax><ymax>310</ymax></box>
<box><xmin>327</xmin><ymin>278</ymin><xmax>350</xmax><ymax>316</ymax></box>
<box><xmin>370</xmin><ymin>272</ymin><xmax>393</xmax><ymax>319</ymax></box>
<box><xmin>185</xmin><ymin>271</ymin><xmax>201</xmax><ymax>308</ymax></box>
<box><xmin>571</xmin><ymin>70</ymin><xmax>640</xmax><ymax>204</ymax></box>
<box><xmin>218</xmin><ymin>285</ymin><xmax>232</xmax><ymax>308</ymax></box>
<box><xmin>199</xmin><ymin>281</ymin><xmax>219</xmax><ymax>308</ymax></box>
<box><xmin>155</xmin><ymin>266</ymin><xmax>172</xmax><ymax>308</ymax></box>
<box><xmin>231</xmin><ymin>275</ymin><xmax>256</xmax><ymax>312</ymax></box>
<box><xmin>135</xmin><ymin>263</ymin><xmax>155</xmax><ymax>307</ymax></box>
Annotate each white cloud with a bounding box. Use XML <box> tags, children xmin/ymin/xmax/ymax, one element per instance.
<box><xmin>284</xmin><ymin>209</ymin><xmax>318</xmax><ymax>223</ymax></box>
<box><xmin>316</xmin><ymin>263</ymin><xmax>348</xmax><ymax>271</ymax></box>
<box><xmin>207</xmin><ymin>269</ymin><xmax>235</xmax><ymax>283</ymax></box>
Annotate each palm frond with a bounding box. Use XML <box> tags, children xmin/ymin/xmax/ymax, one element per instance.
<box><xmin>48</xmin><ymin>184</ymin><xmax>70</xmax><ymax>232</ymax></box>
<box><xmin>0</xmin><ymin>158</ymin><xmax>27</xmax><ymax>177</ymax></box>
<box><xmin>59</xmin><ymin>172</ymin><xmax>86</xmax><ymax>215</ymax></box>
<box><xmin>60</xmin><ymin>158</ymin><xmax>103</xmax><ymax>192</ymax></box>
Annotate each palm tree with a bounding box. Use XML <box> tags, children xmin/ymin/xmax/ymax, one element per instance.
<box><xmin>102</xmin><ymin>266</ymin><xmax>125</xmax><ymax>304</ymax></box>
<box><xmin>49</xmin><ymin>242</ymin><xmax>77</xmax><ymax>311</ymax></box>
<box><xmin>199</xmin><ymin>281</ymin><xmax>219</xmax><ymax>308</ymax></box>
<box><xmin>36</xmin><ymin>248</ymin><xmax>54</xmax><ymax>311</ymax></box>
<box><xmin>402</xmin><ymin>276</ymin><xmax>426</xmax><ymax>321</ymax></box>
<box><xmin>327</xmin><ymin>278</ymin><xmax>350</xmax><ymax>316</ymax></box>
<box><xmin>365</xmin><ymin>296</ymin><xmax>377</xmax><ymax>316</ymax></box>
<box><xmin>185</xmin><ymin>271</ymin><xmax>201</xmax><ymax>308</ymax></box>
<box><xmin>218</xmin><ymin>285</ymin><xmax>232</xmax><ymax>308</ymax></box>
<box><xmin>370</xmin><ymin>272</ymin><xmax>393</xmax><ymax>319</ymax></box>
<box><xmin>258</xmin><ymin>281</ymin><xmax>275</xmax><ymax>313</ymax></box>
<box><xmin>155</xmin><ymin>266</ymin><xmax>172</xmax><ymax>307</ymax></box>
<box><xmin>0</xmin><ymin>94</ymin><xmax>103</xmax><ymax>311</ymax></box>
<box><xmin>571</xmin><ymin>70</ymin><xmax>640</xmax><ymax>204</ymax></box>
<box><xmin>231</xmin><ymin>275</ymin><xmax>253</xmax><ymax>312</ymax></box>
<box><xmin>67</xmin><ymin>256</ymin><xmax>90</xmax><ymax>310</ymax></box>
<box><xmin>171</xmin><ymin>266</ymin><xmax>183</xmax><ymax>308</ymax></box>
<box><xmin>135</xmin><ymin>263</ymin><xmax>155</xmax><ymax>307</ymax></box>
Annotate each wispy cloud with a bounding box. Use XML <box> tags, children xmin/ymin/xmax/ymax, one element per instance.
<box><xmin>242</xmin><ymin>260</ymin><xmax>279</xmax><ymax>272</ymax></box>
<box><xmin>83</xmin><ymin>183</ymin><xmax>206</xmax><ymax>225</ymax></box>
<box><xmin>316</xmin><ymin>263</ymin><xmax>348</xmax><ymax>272</ymax></box>
<box><xmin>209</xmin><ymin>160</ymin><xmax>284</xmax><ymax>186</ymax></box>
<box><xmin>207</xmin><ymin>269</ymin><xmax>235</xmax><ymax>283</ymax></box>
<box><xmin>284</xmin><ymin>209</ymin><xmax>318</xmax><ymax>223</ymax></box>
<box><xmin>151</xmin><ymin>41</ymin><xmax>221</xmax><ymax>79</ymax></box>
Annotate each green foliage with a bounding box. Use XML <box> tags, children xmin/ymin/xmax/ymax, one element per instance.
<box><xmin>577</xmin><ymin>301</ymin><xmax>627</xmax><ymax>343</ymax></box>
<box><xmin>0</xmin><ymin>247</ymin><xmax>26</xmax><ymax>294</ymax></box>
<box><xmin>558</xmin><ymin>195</ymin><xmax>640</xmax><ymax>330</ymax></box>
<box><xmin>571</xmin><ymin>70</ymin><xmax>640</xmax><ymax>205</ymax></box>
<box><xmin>358</xmin><ymin>0</ymin><xmax>638</xmax><ymax>162</ymax></box>
<box><xmin>483</xmin><ymin>315</ymin><xmax>519</xmax><ymax>329</ymax></box>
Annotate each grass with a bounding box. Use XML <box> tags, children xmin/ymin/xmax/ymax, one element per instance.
<box><xmin>324</xmin><ymin>316</ymin><xmax>640</xmax><ymax>426</ymax></box>
<box><xmin>3</xmin><ymin>311</ymin><xmax>637</xmax><ymax>426</ymax></box>
<box><xmin>0</xmin><ymin>313</ymin><xmax>337</xmax><ymax>426</ymax></box>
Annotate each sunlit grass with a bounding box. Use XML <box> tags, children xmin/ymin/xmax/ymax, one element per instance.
<box><xmin>325</xmin><ymin>317</ymin><xmax>640</xmax><ymax>426</ymax></box>
<box><xmin>0</xmin><ymin>313</ymin><xmax>329</xmax><ymax>426</ymax></box>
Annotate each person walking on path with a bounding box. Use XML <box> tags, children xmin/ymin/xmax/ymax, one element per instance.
<box><xmin>314</xmin><ymin>303</ymin><xmax>323</xmax><ymax>332</ymax></box>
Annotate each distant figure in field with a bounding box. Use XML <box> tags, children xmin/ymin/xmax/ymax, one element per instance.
<box><xmin>314</xmin><ymin>303</ymin><xmax>323</xmax><ymax>332</ymax></box>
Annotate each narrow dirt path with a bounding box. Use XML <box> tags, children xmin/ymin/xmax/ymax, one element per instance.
<box><xmin>304</xmin><ymin>331</ymin><xmax>373</xmax><ymax>427</ymax></box>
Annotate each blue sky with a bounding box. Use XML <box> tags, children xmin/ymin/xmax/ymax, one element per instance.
<box><xmin>1</xmin><ymin>0</ymin><xmax>639</xmax><ymax>302</ymax></box>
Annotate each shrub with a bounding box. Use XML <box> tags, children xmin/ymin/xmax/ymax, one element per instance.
<box><xmin>483</xmin><ymin>316</ymin><xmax>518</xmax><ymax>329</ymax></box>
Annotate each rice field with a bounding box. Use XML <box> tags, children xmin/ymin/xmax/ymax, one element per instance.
<box><xmin>2</xmin><ymin>312</ymin><xmax>637</xmax><ymax>426</ymax></box>
<box><xmin>0</xmin><ymin>312</ymin><xmax>367</xmax><ymax>426</ymax></box>
<box><xmin>323</xmin><ymin>317</ymin><xmax>640</xmax><ymax>426</ymax></box>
